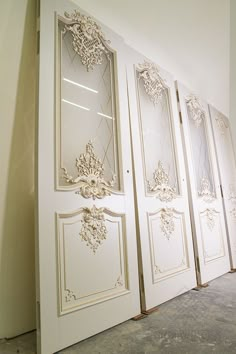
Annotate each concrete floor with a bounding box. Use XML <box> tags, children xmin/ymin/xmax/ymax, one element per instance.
<box><xmin>1</xmin><ymin>272</ymin><xmax>236</xmax><ymax>354</ymax></box>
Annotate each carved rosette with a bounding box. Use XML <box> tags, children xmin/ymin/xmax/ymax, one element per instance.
<box><xmin>148</xmin><ymin>161</ymin><xmax>176</xmax><ymax>202</ymax></box>
<box><xmin>215</xmin><ymin>112</ymin><xmax>228</xmax><ymax>135</ymax></box>
<box><xmin>138</xmin><ymin>61</ymin><xmax>166</xmax><ymax>104</ymax></box>
<box><xmin>63</xmin><ymin>10</ymin><xmax>110</xmax><ymax>71</ymax></box>
<box><xmin>206</xmin><ymin>209</ymin><xmax>215</xmax><ymax>231</ymax></box>
<box><xmin>62</xmin><ymin>141</ymin><xmax>116</xmax><ymax>199</ymax></box>
<box><xmin>186</xmin><ymin>95</ymin><xmax>205</xmax><ymax>127</ymax></box>
<box><xmin>79</xmin><ymin>206</ymin><xmax>107</xmax><ymax>254</ymax></box>
<box><xmin>198</xmin><ymin>177</ymin><xmax>215</xmax><ymax>202</ymax></box>
<box><xmin>160</xmin><ymin>208</ymin><xmax>175</xmax><ymax>240</ymax></box>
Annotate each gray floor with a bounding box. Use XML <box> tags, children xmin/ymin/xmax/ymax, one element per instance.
<box><xmin>1</xmin><ymin>272</ymin><xmax>236</xmax><ymax>354</ymax></box>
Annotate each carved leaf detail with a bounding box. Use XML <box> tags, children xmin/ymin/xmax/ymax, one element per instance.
<box><xmin>80</xmin><ymin>206</ymin><xmax>107</xmax><ymax>254</ymax></box>
<box><xmin>148</xmin><ymin>161</ymin><xmax>176</xmax><ymax>202</ymax></box>
<box><xmin>198</xmin><ymin>177</ymin><xmax>215</xmax><ymax>202</ymax></box>
<box><xmin>63</xmin><ymin>10</ymin><xmax>110</xmax><ymax>71</ymax></box>
<box><xmin>62</xmin><ymin>141</ymin><xmax>116</xmax><ymax>199</ymax></box>
<box><xmin>160</xmin><ymin>208</ymin><xmax>175</xmax><ymax>240</ymax></box>
<box><xmin>65</xmin><ymin>289</ymin><xmax>78</xmax><ymax>302</ymax></box>
<box><xmin>186</xmin><ymin>95</ymin><xmax>205</xmax><ymax>127</ymax></box>
<box><xmin>138</xmin><ymin>61</ymin><xmax>166</xmax><ymax>104</ymax></box>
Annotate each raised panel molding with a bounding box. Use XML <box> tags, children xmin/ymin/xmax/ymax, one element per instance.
<box><xmin>57</xmin><ymin>208</ymin><xmax>129</xmax><ymax>315</ymax></box>
<box><xmin>147</xmin><ymin>209</ymin><xmax>189</xmax><ymax>282</ymax></box>
<box><xmin>199</xmin><ymin>209</ymin><xmax>225</xmax><ymax>263</ymax></box>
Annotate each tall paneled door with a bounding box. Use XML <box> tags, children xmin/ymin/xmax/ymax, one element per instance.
<box><xmin>37</xmin><ymin>1</ymin><xmax>140</xmax><ymax>353</ymax></box>
<box><xmin>177</xmin><ymin>82</ymin><xmax>230</xmax><ymax>284</ymax></box>
<box><xmin>126</xmin><ymin>49</ymin><xmax>197</xmax><ymax>311</ymax></box>
<box><xmin>209</xmin><ymin>105</ymin><xmax>236</xmax><ymax>269</ymax></box>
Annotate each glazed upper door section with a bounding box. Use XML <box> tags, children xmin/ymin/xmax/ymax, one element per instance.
<box><xmin>136</xmin><ymin>62</ymin><xmax>179</xmax><ymax>197</ymax></box>
<box><xmin>177</xmin><ymin>82</ymin><xmax>230</xmax><ymax>284</ymax></box>
<box><xmin>127</xmin><ymin>50</ymin><xmax>196</xmax><ymax>311</ymax></box>
<box><xmin>209</xmin><ymin>105</ymin><xmax>236</xmax><ymax>269</ymax></box>
<box><xmin>57</xmin><ymin>14</ymin><xmax>121</xmax><ymax>193</ymax></box>
<box><xmin>37</xmin><ymin>2</ymin><xmax>140</xmax><ymax>354</ymax></box>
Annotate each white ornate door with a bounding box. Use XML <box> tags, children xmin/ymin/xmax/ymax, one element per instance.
<box><xmin>177</xmin><ymin>82</ymin><xmax>230</xmax><ymax>284</ymax></box>
<box><xmin>37</xmin><ymin>1</ymin><xmax>140</xmax><ymax>353</ymax></box>
<box><xmin>127</xmin><ymin>49</ymin><xmax>197</xmax><ymax>311</ymax></box>
<box><xmin>209</xmin><ymin>105</ymin><xmax>236</xmax><ymax>269</ymax></box>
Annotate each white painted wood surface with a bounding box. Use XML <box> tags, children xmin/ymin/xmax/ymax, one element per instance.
<box><xmin>177</xmin><ymin>82</ymin><xmax>230</xmax><ymax>284</ymax></box>
<box><xmin>209</xmin><ymin>105</ymin><xmax>236</xmax><ymax>269</ymax></box>
<box><xmin>37</xmin><ymin>1</ymin><xmax>140</xmax><ymax>353</ymax></box>
<box><xmin>127</xmin><ymin>48</ymin><xmax>197</xmax><ymax>311</ymax></box>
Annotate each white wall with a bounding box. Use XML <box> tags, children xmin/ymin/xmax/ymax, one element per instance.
<box><xmin>230</xmin><ymin>0</ymin><xmax>236</xmax><ymax>141</ymax></box>
<box><xmin>74</xmin><ymin>0</ymin><xmax>230</xmax><ymax>116</ymax></box>
<box><xmin>0</xmin><ymin>0</ymin><xmax>36</xmax><ymax>338</ymax></box>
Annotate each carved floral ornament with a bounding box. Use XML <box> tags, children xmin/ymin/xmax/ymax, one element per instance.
<box><xmin>62</xmin><ymin>10</ymin><xmax>110</xmax><ymax>71</ymax></box>
<box><xmin>79</xmin><ymin>205</ymin><xmax>107</xmax><ymax>254</ymax></box>
<box><xmin>198</xmin><ymin>177</ymin><xmax>215</xmax><ymax>202</ymax></box>
<box><xmin>62</xmin><ymin>141</ymin><xmax>116</xmax><ymax>199</ymax></box>
<box><xmin>215</xmin><ymin>112</ymin><xmax>228</xmax><ymax>135</ymax></box>
<box><xmin>206</xmin><ymin>209</ymin><xmax>215</xmax><ymax>231</ymax></box>
<box><xmin>186</xmin><ymin>94</ymin><xmax>206</xmax><ymax>127</ymax></box>
<box><xmin>160</xmin><ymin>208</ymin><xmax>175</xmax><ymax>240</ymax></box>
<box><xmin>138</xmin><ymin>61</ymin><xmax>167</xmax><ymax>104</ymax></box>
<box><xmin>148</xmin><ymin>161</ymin><xmax>176</xmax><ymax>202</ymax></box>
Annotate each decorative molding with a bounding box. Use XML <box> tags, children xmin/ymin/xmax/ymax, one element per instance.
<box><xmin>79</xmin><ymin>206</ymin><xmax>107</xmax><ymax>254</ymax></box>
<box><xmin>63</xmin><ymin>10</ymin><xmax>110</xmax><ymax>71</ymax></box>
<box><xmin>215</xmin><ymin>112</ymin><xmax>228</xmax><ymax>135</ymax></box>
<box><xmin>154</xmin><ymin>257</ymin><xmax>185</xmax><ymax>274</ymax></box>
<box><xmin>230</xmin><ymin>208</ymin><xmax>236</xmax><ymax>222</ymax></box>
<box><xmin>65</xmin><ymin>289</ymin><xmax>78</xmax><ymax>302</ymax></box>
<box><xmin>206</xmin><ymin>209</ymin><xmax>215</xmax><ymax>231</ymax></box>
<box><xmin>115</xmin><ymin>276</ymin><xmax>123</xmax><ymax>287</ymax></box>
<box><xmin>198</xmin><ymin>177</ymin><xmax>215</xmax><ymax>202</ymax></box>
<box><xmin>138</xmin><ymin>61</ymin><xmax>166</xmax><ymax>104</ymax></box>
<box><xmin>62</xmin><ymin>141</ymin><xmax>116</xmax><ymax>199</ymax></box>
<box><xmin>229</xmin><ymin>184</ymin><xmax>236</xmax><ymax>204</ymax></box>
<box><xmin>160</xmin><ymin>208</ymin><xmax>175</xmax><ymax>240</ymax></box>
<box><xmin>148</xmin><ymin>161</ymin><xmax>176</xmax><ymax>202</ymax></box>
<box><xmin>186</xmin><ymin>94</ymin><xmax>205</xmax><ymax>127</ymax></box>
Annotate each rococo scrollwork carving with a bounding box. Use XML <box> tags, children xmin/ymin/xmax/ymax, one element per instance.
<box><xmin>206</xmin><ymin>209</ymin><xmax>215</xmax><ymax>231</ymax></box>
<box><xmin>148</xmin><ymin>161</ymin><xmax>176</xmax><ymax>202</ymax></box>
<box><xmin>138</xmin><ymin>61</ymin><xmax>166</xmax><ymax>104</ymax></box>
<box><xmin>186</xmin><ymin>94</ymin><xmax>205</xmax><ymax>127</ymax></box>
<box><xmin>160</xmin><ymin>208</ymin><xmax>175</xmax><ymax>240</ymax></box>
<box><xmin>62</xmin><ymin>141</ymin><xmax>116</xmax><ymax>199</ymax></box>
<box><xmin>198</xmin><ymin>177</ymin><xmax>215</xmax><ymax>202</ymax></box>
<box><xmin>79</xmin><ymin>206</ymin><xmax>107</xmax><ymax>254</ymax></box>
<box><xmin>63</xmin><ymin>10</ymin><xmax>110</xmax><ymax>71</ymax></box>
<box><xmin>65</xmin><ymin>289</ymin><xmax>78</xmax><ymax>302</ymax></box>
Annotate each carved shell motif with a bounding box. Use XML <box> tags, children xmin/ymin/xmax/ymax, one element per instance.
<box><xmin>160</xmin><ymin>208</ymin><xmax>175</xmax><ymax>240</ymax></box>
<box><xmin>138</xmin><ymin>61</ymin><xmax>166</xmax><ymax>104</ymax></box>
<box><xmin>62</xmin><ymin>141</ymin><xmax>116</xmax><ymax>199</ymax></box>
<box><xmin>79</xmin><ymin>206</ymin><xmax>107</xmax><ymax>254</ymax></box>
<box><xmin>186</xmin><ymin>94</ymin><xmax>205</xmax><ymax>127</ymax></box>
<box><xmin>148</xmin><ymin>161</ymin><xmax>176</xmax><ymax>202</ymax></box>
<box><xmin>198</xmin><ymin>177</ymin><xmax>215</xmax><ymax>202</ymax></box>
<box><xmin>63</xmin><ymin>10</ymin><xmax>110</xmax><ymax>71</ymax></box>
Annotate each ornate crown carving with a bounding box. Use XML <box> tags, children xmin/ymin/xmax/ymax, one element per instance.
<box><xmin>138</xmin><ymin>61</ymin><xmax>166</xmax><ymax>104</ymax></box>
<box><xmin>198</xmin><ymin>177</ymin><xmax>215</xmax><ymax>202</ymax></box>
<box><xmin>62</xmin><ymin>141</ymin><xmax>116</xmax><ymax>199</ymax></box>
<box><xmin>148</xmin><ymin>161</ymin><xmax>176</xmax><ymax>202</ymax></box>
<box><xmin>63</xmin><ymin>10</ymin><xmax>110</xmax><ymax>71</ymax></box>
<box><xmin>186</xmin><ymin>94</ymin><xmax>205</xmax><ymax>127</ymax></box>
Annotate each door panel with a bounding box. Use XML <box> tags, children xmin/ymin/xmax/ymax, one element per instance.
<box><xmin>209</xmin><ymin>105</ymin><xmax>236</xmax><ymax>269</ymax></box>
<box><xmin>177</xmin><ymin>82</ymin><xmax>230</xmax><ymax>284</ymax></box>
<box><xmin>37</xmin><ymin>2</ymin><xmax>140</xmax><ymax>353</ymax></box>
<box><xmin>127</xmin><ymin>50</ymin><xmax>197</xmax><ymax>311</ymax></box>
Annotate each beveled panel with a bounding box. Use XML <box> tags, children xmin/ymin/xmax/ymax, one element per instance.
<box><xmin>199</xmin><ymin>209</ymin><xmax>225</xmax><ymax>263</ymax></box>
<box><xmin>147</xmin><ymin>209</ymin><xmax>189</xmax><ymax>282</ymax></box>
<box><xmin>57</xmin><ymin>208</ymin><xmax>128</xmax><ymax>315</ymax></box>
